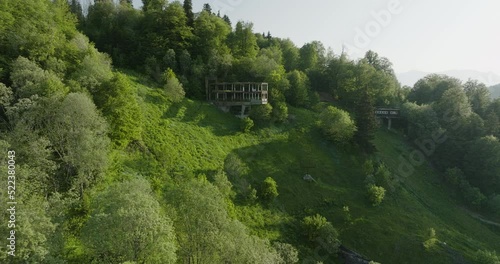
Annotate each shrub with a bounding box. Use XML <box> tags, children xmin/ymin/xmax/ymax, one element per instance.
<box><xmin>463</xmin><ymin>185</ymin><xmax>487</xmax><ymax>207</ymax></box>
<box><xmin>273</xmin><ymin>242</ymin><xmax>299</xmax><ymax>264</ymax></box>
<box><xmin>272</xmin><ymin>101</ymin><xmax>288</xmax><ymax>122</ymax></box>
<box><xmin>163</xmin><ymin>68</ymin><xmax>185</xmax><ymax>103</ymax></box>
<box><xmin>474</xmin><ymin>250</ymin><xmax>500</xmax><ymax>264</ymax></box>
<box><xmin>375</xmin><ymin>163</ymin><xmax>394</xmax><ymax>192</ymax></box>
<box><xmin>302</xmin><ymin>214</ymin><xmax>328</xmax><ymax>241</ymax></box>
<box><xmin>362</xmin><ymin>159</ymin><xmax>375</xmax><ymax>175</ymax></box>
<box><xmin>260</xmin><ymin>177</ymin><xmax>278</xmax><ymax>203</ymax></box>
<box><xmin>319</xmin><ymin>106</ymin><xmax>357</xmax><ymax>144</ymax></box>
<box><xmin>487</xmin><ymin>195</ymin><xmax>500</xmax><ymax>216</ymax></box>
<box><xmin>444</xmin><ymin>167</ymin><xmax>466</xmax><ymax>188</ymax></box>
<box><xmin>423</xmin><ymin>228</ymin><xmax>439</xmax><ymax>251</ymax></box>
<box><xmin>223</xmin><ymin>153</ymin><xmax>248</xmax><ymax>179</ymax></box>
<box><xmin>367</xmin><ymin>184</ymin><xmax>385</xmax><ymax>206</ymax></box>
<box><xmin>240</xmin><ymin>117</ymin><xmax>254</xmax><ymax>133</ymax></box>
<box><xmin>249</xmin><ymin>104</ymin><xmax>273</xmax><ymax>123</ymax></box>
<box><xmin>301</xmin><ymin>214</ymin><xmax>340</xmax><ymax>254</ymax></box>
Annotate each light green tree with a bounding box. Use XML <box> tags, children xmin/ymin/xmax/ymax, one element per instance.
<box><xmin>260</xmin><ymin>177</ymin><xmax>279</xmax><ymax>203</ymax></box>
<box><xmin>97</xmin><ymin>73</ymin><xmax>143</xmax><ymax>147</ymax></box>
<box><xmin>45</xmin><ymin>93</ymin><xmax>110</xmax><ymax>193</ymax></box>
<box><xmin>273</xmin><ymin>242</ymin><xmax>299</xmax><ymax>264</ymax></box>
<box><xmin>82</xmin><ymin>178</ymin><xmax>177</xmax><ymax>263</ymax></box>
<box><xmin>163</xmin><ymin>68</ymin><xmax>185</xmax><ymax>102</ymax></box>
<box><xmin>367</xmin><ymin>184</ymin><xmax>385</xmax><ymax>206</ymax></box>
<box><xmin>166</xmin><ymin>178</ymin><xmax>280</xmax><ymax>263</ymax></box>
<box><xmin>319</xmin><ymin>106</ymin><xmax>357</xmax><ymax>144</ymax></box>
<box><xmin>229</xmin><ymin>21</ymin><xmax>259</xmax><ymax>59</ymax></box>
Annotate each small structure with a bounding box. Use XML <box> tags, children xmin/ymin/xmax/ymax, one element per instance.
<box><xmin>374</xmin><ymin>108</ymin><xmax>400</xmax><ymax>129</ymax></box>
<box><xmin>303</xmin><ymin>174</ymin><xmax>316</xmax><ymax>182</ymax></box>
<box><xmin>206</xmin><ymin>78</ymin><xmax>269</xmax><ymax>117</ymax></box>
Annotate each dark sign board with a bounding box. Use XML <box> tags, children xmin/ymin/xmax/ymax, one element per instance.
<box><xmin>374</xmin><ymin>108</ymin><xmax>400</xmax><ymax>117</ymax></box>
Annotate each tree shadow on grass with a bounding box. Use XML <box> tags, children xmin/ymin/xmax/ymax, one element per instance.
<box><xmin>162</xmin><ymin>99</ymin><xmax>241</xmax><ymax>137</ymax></box>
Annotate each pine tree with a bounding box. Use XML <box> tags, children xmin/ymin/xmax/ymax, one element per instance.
<box><xmin>222</xmin><ymin>14</ymin><xmax>231</xmax><ymax>27</ymax></box>
<box><xmin>355</xmin><ymin>86</ymin><xmax>378</xmax><ymax>152</ymax></box>
<box><xmin>203</xmin><ymin>3</ymin><xmax>212</xmax><ymax>14</ymax></box>
<box><xmin>183</xmin><ymin>0</ymin><xmax>194</xmax><ymax>27</ymax></box>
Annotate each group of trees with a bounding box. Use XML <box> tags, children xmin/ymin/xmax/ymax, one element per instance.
<box><xmin>75</xmin><ymin>0</ymin><xmax>404</xmax><ymax>151</ymax></box>
<box><xmin>5</xmin><ymin>0</ymin><xmax>499</xmax><ymax>262</ymax></box>
<box><xmin>403</xmin><ymin>74</ymin><xmax>500</xmax><ymax>215</ymax></box>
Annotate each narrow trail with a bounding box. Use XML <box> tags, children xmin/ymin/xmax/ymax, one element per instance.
<box><xmin>462</xmin><ymin>208</ymin><xmax>500</xmax><ymax>228</ymax></box>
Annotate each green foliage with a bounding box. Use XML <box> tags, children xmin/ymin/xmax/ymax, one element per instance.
<box><xmin>299</xmin><ymin>41</ymin><xmax>324</xmax><ymax>71</ymax></box>
<box><xmin>0</xmin><ymin>82</ymin><xmax>13</xmax><ymax>106</ymax></box>
<box><xmin>192</xmin><ymin>10</ymin><xmax>231</xmax><ymax>62</ymax></box>
<box><xmin>163</xmin><ymin>68</ymin><xmax>185</xmax><ymax>102</ymax></box>
<box><xmin>423</xmin><ymin>228</ymin><xmax>439</xmax><ymax>251</ymax></box>
<box><xmin>286</xmin><ymin>70</ymin><xmax>310</xmax><ymax>107</ymax></box>
<box><xmin>408</xmin><ymin>74</ymin><xmax>462</xmax><ymax>105</ymax></box>
<box><xmin>401</xmin><ymin>102</ymin><xmax>441</xmax><ymax>140</ymax></box>
<box><xmin>10</xmin><ymin>56</ymin><xmax>68</xmax><ymax>98</ymax></box>
<box><xmin>280</xmin><ymin>39</ymin><xmax>300</xmax><ymax>71</ymax></box>
<box><xmin>273</xmin><ymin>242</ymin><xmax>299</xmax><ymax>264</ymax></box>
<box><xmin>272</xmin><ymin>101</ymin><xmax>289</xmax><ymax>122</ymax></box>
<box><xmin>229</xmin><ymin>21</ymin><xmax>259</xmax><ymax>59</ymax></box>
<box><xmin>0</xmin><ymin>0</ymin><xmax>77</xmax><ymax>64</ymax></box>
<box><xmin>444</xmin><ymin>167</ymin><xmax>467</xmax><ymax>189</ymax></box>
<box><xmin>183</xmin><ymin>0</ymin><xmax>194</xmax><ymax>27</ymax></box>
<box><xmin>374</xmin><ymin>163</ymin><xmax>395</xmax><ymax>192</ymax></box>
<box><xmin>488</xmin><ymin>195</ymin><xmax>500</xmax><ymax>216</ymax></box>
<box><xmin>71</xmin><ymin>51</ymin><xmax>114</xmax><ymax>92</ymax></box>
<box><xmin>301</xmin><ymin>214</ymin><xmax>340</xmax><ymax>255</ymax></box>
<box><xmin>434</xmin><ymin>86</ymin><xmax>472</xmax><ymax>131</ymax></box>
<box><xmin>260</xmin><ymin>177</ymin><xmax>279</xmax><ymax>203</ymax></box>
<box><xmin>464</xmin><ymin>136</ymin><xmax>500</xmax><ymax>195</ymax></box>
<box><xmin>474</xmin><ymin>250</ymin><xmax>500</xmax><ymax>264</ymax></box>
<box><xmin>367</xmin><ymin>184</ymin><xmax>386</xmax><ymax>206</ymax></box>
<box><xmin>464</xmin><ymin>80</ymin><xmax>491</xmax><ymax>118</ymax></box>
<box><xmin>362</xmin><ymin>159</ymin><xmax>375</xmax><ymax>175</ymax></box>
<box><xmin>0</xmin><ymin>194</ymin><xmax>56</xmax><ymax>263</ymax></box>
<box><xmin>212</xmin><ymin>171</ymin><xmax>235</xmax><ymax>199</ymax></box>
<box><xmin>319</xmin><ymin>106</ymin><xmax>357</xmax><ymax>144</ymax></box>
<box><xmin>97</xmin><ymin>73</ymin><xmax>143</xmax><ymax>147</ymax></box>
<box><xmin>249</xmin><ymin>104</ymin><xmax>273</xmax><ymax>123</ymax></box>
<box><xmin>241</xmin><ymin>116</ymin><xmax>254</xmax><ymax>133</ymax></box>
<box><xmin>82</xmin><ymin>178</ymin><xmax>176</xmax><ymax>263</ymax></box>
<box><xmin>166</xmin><ymin>178</ymin><xmax>280</xmax><ymax>263</ymax></box>
<box><xmin>444</xmin><ymin>167</ymin><xmax>487</xmax><ymax>207</ymax></box>
<box><xmin>224</xmin><ymin>152</ymin><xmax>249</xmax><ymax>179</ymax></box>
<box><xmin>302</xmin><ymin>214</ymin><xmax>328</xmax><ymax>241</ymax></box>
<box><xmin>46</xmin><ymin>93</ymin><xmax>110</xmax><ymax>192</ymax></box>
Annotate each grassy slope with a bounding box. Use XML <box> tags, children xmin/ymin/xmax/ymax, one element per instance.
<box><xmin>119</xmin><ymin>71</ymin><xmax>500</xmax><ymax>263</ymax></box>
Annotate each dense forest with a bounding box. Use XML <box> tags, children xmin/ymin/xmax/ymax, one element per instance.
<box><xmin>1</xmin><ymin>0</ymin><xmax>500</xmax><ymax>263</ymax></box>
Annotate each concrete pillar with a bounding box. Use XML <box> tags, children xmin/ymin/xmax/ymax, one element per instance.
<box><xmin>240</xmin><ymin>105</ymin><xmax>246</xmax><ymax>118</ymax></box>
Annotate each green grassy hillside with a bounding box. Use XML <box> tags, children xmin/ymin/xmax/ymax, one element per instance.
<box><xmin>118</xmin><ymin>71</ymin><xmax>500</xmax><ymax>263</ymax></box>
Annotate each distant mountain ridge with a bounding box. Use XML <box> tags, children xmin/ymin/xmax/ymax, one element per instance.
<box><xmin>490</xmin><ymin>83</ymin><xmax>500</xmax><ymax>99</ymax></box>
<box><xmin>397</xmin><ymin>70</ymin><xmax>500</xmax><ymax>87</ymax></box>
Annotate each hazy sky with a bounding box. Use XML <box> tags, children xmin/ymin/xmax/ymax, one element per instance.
<box><xmin>133</xmin><ymin>0</ymin><xmax>500</xmax><ymax>76</ymax></box>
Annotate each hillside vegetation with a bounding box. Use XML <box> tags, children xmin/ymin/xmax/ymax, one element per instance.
<box><xmin>1</xmin><ymin>1</ymin><xmax>500</xmax><ymax>263</ymax></box>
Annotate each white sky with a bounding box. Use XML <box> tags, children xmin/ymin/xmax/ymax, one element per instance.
<box><xmin>132</xmin><ymin>0</ymin><xmax>500</xmax><ymax>76</ymax></box>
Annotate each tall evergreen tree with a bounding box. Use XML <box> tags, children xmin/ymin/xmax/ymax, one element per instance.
<box><xmin>222</xmin><ymin>14</ymin><xmax>231</xmax><ymax>27</ymax></box>
<box><xmin>203</xmin><ymin>3</ymin><xmax>212</xmax><ymax>14</ymax></box>
<box><xmin>355</xmin><ymin>86</ymin><xmax>378</xmax><ymax>151</ymax></box>
<box><xmin>183</xmin><ymin>0</ymin><xmax>194</xmax><ymax>27</ymax></box>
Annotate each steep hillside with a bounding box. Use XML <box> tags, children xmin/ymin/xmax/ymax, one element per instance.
<box><xmin>121</xmin><ymin>71</ymin><xmax>500</xmax><ymax>264</ymax></box>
